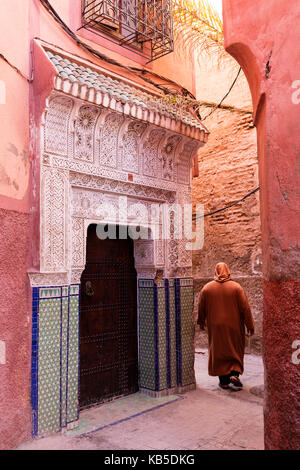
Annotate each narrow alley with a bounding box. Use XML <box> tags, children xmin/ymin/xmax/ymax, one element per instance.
<box><xmin>0</xmin><ymin>0</ymin><xmax>299</xmax><ymax>452</ymax></box>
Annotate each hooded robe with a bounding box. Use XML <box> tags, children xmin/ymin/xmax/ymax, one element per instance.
<box><xmin>197</xmin><ymin>263</ymin><xmax>255</xmax><ymax>377</ymax></box>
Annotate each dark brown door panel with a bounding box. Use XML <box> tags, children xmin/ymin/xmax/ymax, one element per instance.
<box><xmin>79</xmin><ymin>225</ymin><xmax>138</xmax><ymax>409</ymax></box>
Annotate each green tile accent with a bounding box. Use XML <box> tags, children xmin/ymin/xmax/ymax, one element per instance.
<box><xmin>39</xmin><ymin>287</ymin><xmax>62</xmax><ymax>299</ymax></box>
<box><xmin>139</xmin><ymin>280</ymin><xmax>154</xmax><ymax>288</ymax></box>
<box><xmin>139</xmin><ymin>281</ymin><xmax>170</xmax><ymax>393</ymax></box>
<box><xmin>179</xmin><ymin>280</ymin><xmax>195</xmax><ymax>386</ymax></box>
<box><xmin>62</xmin><ymin>286</ymin><xmax>69</xmax><ymax>297</ymax></box>
<box><xmin>67</xmin><ymin>293</ymin><xmax>79</xmax><ymax>423</ymax></box>
<box><xmin>70</xmin><ymin>285</ymin><xmax>79</xmax><ymax>296</ymax></box>
<box><xmin>61</xmin><ymin>293</ymin><xmax>69</xmax><ymax>428</ymax></box>
<box><xmin>34</xmin><ymin>284</ymin><xmax>80</xmax><ymax>436</ymax></box>
<box><xmin>168</xmin><ymin>280</ymin><xmax>177</xmax><ymax>388</ymax></box>
<box><xmin>139</xmin><ymin>287</ymin><xmax>156</xmax><ymax>391</ymax></box>
<box><xmin>37</xmin><ymin>298</ymin><xmax>61</xmax><ymax>435</ymax></box>
<box><xmin>157</xmin><ymin>286</ymin><xmax>167</xmax><ymax>391</ymax></box>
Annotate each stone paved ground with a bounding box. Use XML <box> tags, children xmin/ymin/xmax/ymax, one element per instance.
<box><xmin>18</xmin><ymin>351</ymin><xmax>264</xmax><ymax>450</ymax></box>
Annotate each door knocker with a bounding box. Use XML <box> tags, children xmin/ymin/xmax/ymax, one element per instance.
<box><xmin>85</xmin><ymin>281</ymin><xmax>94</xmax><ymax>297</ymax></box>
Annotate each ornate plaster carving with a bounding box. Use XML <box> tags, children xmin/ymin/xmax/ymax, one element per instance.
<box><xmin>30</xmin><ymin>89</ymin><xmax>202</xmax><ymax>287</ymax></box>
<box><xmin>142</xmin><ymin>128</ymin><xmax>166</xmax><ymax>178</ymax></box>
<box><xmin>44</xmin><ymin>95</ymin><xmax>73</xmax><ymax>157</ymax></box>
<box><xmin>28</xmin><ymin>272</ymin><xmax>69</xmax><ymax>288</ymax></box>
<box><xmin>74</xmin><ymin>105</ymin><xmax>100</xmax><ymax>162</ymax></box>
<box><xmin>161</xmin><ymin>134</ymin><xmax>181</xmax><ymax>181</ymax></box>
<box><xmin>121</xmin><ymin>120</ymin><xmax>147</xmax><ymax>174</ymax></box>
<box><xmin>40</xmin><ymin>166</ymin><xmax>68</xmax><ymax>273</ymax></box>
<box><xmin>99</xmin><ymin>113</ymin><xmax>124</xmax><ymax>168</ymax></box>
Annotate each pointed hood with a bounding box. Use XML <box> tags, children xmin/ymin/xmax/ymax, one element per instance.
<box><xmin>214</xmin><ymin>262</ymin><xmax>232</xmax><ymax>283</ymax></box>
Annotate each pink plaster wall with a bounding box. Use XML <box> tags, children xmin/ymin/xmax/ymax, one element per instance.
<box><xmin>0</xmin><ymin>0</ymin><xmax>197</xmax><ymax>449</ymax></box>
<box><xmin>223</xmin><ymin>0</ymin><xmax>300</xmax><ymax>450</ymax></box>
<box><xmin>0</xmin><ymin>0</ymin><xmax>30</xmax><ymax>209</ymax></box>
<box><xmin>0</xmin><ymin>0</ymin><xmax>32</xmax><ymax>449</ymax></box>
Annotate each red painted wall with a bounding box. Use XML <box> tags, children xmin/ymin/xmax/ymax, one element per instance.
<box><xmin>0</xmin><ymin>209</ymin><xmax>31</xmax><ymax>449</ymax></box>
<box><xmin>223</xmin><ymin>0</ymin><xmax>300</xmax><ymax>450</ymax></box>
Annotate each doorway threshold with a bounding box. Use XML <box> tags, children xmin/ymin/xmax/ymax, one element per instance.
<box><xmin>67</xmin><ymin>392</ymin><xmax>183</xmax><ymax>437</ymax></box>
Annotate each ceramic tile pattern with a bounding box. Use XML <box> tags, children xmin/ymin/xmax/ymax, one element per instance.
<box><xmin>61</xmin><ymin>291</ymin><xmax>69</xmax><ymax>429</ymax></box>
<box><xmin>31</xmin><ymin>284</ymin><xmax>80</xmax><ymax>437</ymax></box>
<box><xmin>168</xmin><ymin>279</ymin><xmax>177</xmax><ymax>389</ymax></box>
<box><xmin>32</xmin><ymin>278</ymin><xmax>195</xmax><ymax>437</ymax></box>
<box><xmin>31</xmin><ymin>288</ymin><xmax>39</xmax><ymax>437</ymax></box>
<box><xmin>138</xmin><ymin>278</ymin><xmax>195</xmax><ymax>393</ymax></box>
<box><xmin>37</xmin><ymin>297</ymin><xmax>61</xmax><ymax>436</ymax></box>
<box><xmin>157</xmin><ymin>282</ymin><xmax>167</xmax><ymax>391</ymax></box>
<box><xmin>176</xmin><ymin>279</ymin><xmax>195</xmax><ymax>387</ymax></box>
<box><xmin>138</xmin><ymin>280</ymin><xmax>156</xmax><ymax>391</ymax></box>
<box><xmin>67</xmin><ymin>292</ymin><xmax>80</xmax><ymax>423</ymax></box>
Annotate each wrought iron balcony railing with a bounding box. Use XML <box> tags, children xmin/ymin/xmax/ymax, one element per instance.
<box><xmin>81</xmin><ymin>0</ymin><xmax>174</xmax><ymax>61</ymax></box>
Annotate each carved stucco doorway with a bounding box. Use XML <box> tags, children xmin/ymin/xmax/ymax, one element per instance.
<box><xmin>29</xmin><ymin>42</ymin><xmax>207</xmax><ymax>437</ymax></box>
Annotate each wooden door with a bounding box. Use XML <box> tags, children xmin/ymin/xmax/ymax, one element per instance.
<box><xmin>79</xmin><ymin>225</ymin><xmax>138</xmax><ymax>409</ymax></box>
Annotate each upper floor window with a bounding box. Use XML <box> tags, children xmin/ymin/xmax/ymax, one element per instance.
<box><xmin>81</xmin><ymin>0</ymin><xmax>174</xmax><ymax>61</ymax></box>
